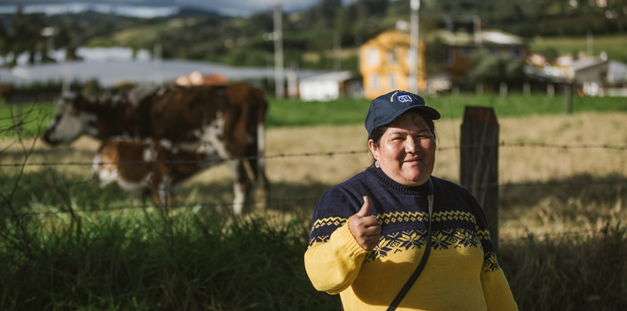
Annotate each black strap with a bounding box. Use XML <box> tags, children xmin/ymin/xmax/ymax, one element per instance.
<box><xmin>386</xmin><ymin>178</ymin><xmax>434</xmax><ymax>311</ymax></box>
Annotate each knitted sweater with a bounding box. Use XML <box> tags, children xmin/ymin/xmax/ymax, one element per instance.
<box><xmin>304</xmin><ymin>167</ymin><xmax>518</xmax><ymax>311</ymax></box>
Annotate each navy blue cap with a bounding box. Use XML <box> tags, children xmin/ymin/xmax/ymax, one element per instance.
<box><xmin>365</xmin><ymin>90</ymin><xmax>440</xmax><ymax>138</ymax></box>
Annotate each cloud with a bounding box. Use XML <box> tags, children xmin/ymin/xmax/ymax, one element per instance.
<box><xmin>0</xmin><ymin>0</ymin><xmax>322</xmax><ymax>17</ymax></box>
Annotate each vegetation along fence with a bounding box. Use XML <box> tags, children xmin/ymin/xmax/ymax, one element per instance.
<box><xmin>1</xmin><ymin>105</ymin><xmax>626</xmax><ymax>310</ymax></box>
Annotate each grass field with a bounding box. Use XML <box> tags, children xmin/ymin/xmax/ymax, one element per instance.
<box><xmin>1</xmin><ymin>95</ymin><xmax>626</xmax><ymax>310</ymax></box>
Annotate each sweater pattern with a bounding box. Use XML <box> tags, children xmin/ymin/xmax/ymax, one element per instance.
<box><xmin>310</xmin><ymin>213</ymin><xmax>499</xmax><ymax>272</ymax></box>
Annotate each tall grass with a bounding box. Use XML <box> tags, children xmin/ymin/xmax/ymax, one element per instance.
<box><xmin>0</xmin><ymin>209</ymin><xmax>340</xmax><ymax>311</ymax></box>
<box><xmin>1</xmin><ymin>206</ymin><xmax>625</xmax><ymax>310</ymax></box>
<box><xmin>501</xmin><ymin>224</ymin><xmax>627</xmax><ymax>310</ymax></box>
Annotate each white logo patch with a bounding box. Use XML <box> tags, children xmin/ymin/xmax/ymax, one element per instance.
<box><xmin>397</xmin><ymin>94</ymin><xmax>413</xmax><ymax>103</ymax></box>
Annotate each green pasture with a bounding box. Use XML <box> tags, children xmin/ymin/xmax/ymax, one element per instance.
<box><xmin>2</xmin><ymin>93</ymin><xmax>626</xmax><ymax>137</ymax></box>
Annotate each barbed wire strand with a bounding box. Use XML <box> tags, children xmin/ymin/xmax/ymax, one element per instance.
<box><xmin>1</xmin><ymin>142</ymin><xmax>625</xmax><ymax>168</ymax></box>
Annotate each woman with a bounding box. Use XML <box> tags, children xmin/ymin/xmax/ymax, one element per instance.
<box><xmin>304</xmin><ymin>90</ymin><xmax>518</xmax><ymax>311</ymax></box>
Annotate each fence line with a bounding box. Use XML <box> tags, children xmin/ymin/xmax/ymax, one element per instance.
<box><xmin>1</xmin><ymin>142</ymin><xmax>625</xmax><ymax>168</ymax></box>
<box><xmin>2</xmin><ymin>139</ymin><xmax>625</xmax><ymax>234</ymax></box>
<box><xmin>5</xmin><ymin>177</ymin><xmax>626</xmax><ymax>218</ymax></box>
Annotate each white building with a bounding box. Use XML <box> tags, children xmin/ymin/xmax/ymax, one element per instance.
<box><xmin>298</xmin><ymin>71</ymin><xmax>362</xmax><ymax>101</ymax></box>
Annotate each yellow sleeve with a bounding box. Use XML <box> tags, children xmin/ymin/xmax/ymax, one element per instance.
<box><xmin>304</xmin><ymin>221</ymin><xmax>369</xmax><ymax>295</ymax></box>
<box><xmin>482</xmin><ymin>268</ymin><xmax>519</xmax><ymax>311</ymax></box>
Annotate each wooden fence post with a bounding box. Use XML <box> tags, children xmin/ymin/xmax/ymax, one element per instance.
<box><xmin>460</xmin><ymin>106</ymin><xmax>500</xmax><ymax>251</ymax></box>
<box><xmin>565</xmin><ymin>82</ymin><xmax>573</xmax><ymax>115</ymax></box>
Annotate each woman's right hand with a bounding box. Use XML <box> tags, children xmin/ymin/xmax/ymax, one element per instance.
<box><xmin>348</xmin><ymin>196</ymin><xmax>381</xmax><ymax>251</ymax></box>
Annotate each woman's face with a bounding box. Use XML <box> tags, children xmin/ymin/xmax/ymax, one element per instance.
<box><xmin>368</xmin><ymin>112</ymin><xmax>436</xmax><ymax>187</ymax></box>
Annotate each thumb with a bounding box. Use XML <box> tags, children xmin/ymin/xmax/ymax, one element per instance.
<box><xmin>356</xmin><ymin>196</ymin><xmax>371</xmax><ymax>217</ymax></box>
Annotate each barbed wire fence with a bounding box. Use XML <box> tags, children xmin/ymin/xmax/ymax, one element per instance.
<box><xmin>2</xmin><ymin>141</ymin><xmax>626</xmax><ymax>209</ymax></box>
<box><xmin>2</xmin><ymin>142</ymin><xmax>626</xmax><ymax>169</ymax></box>
<box><xmin>2</xmin><ymin>96</ymin><xmax>627</xmax><ymax>247</ymax></box>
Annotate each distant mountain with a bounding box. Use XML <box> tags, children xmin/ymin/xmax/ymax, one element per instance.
<box><xmin>173</xmin><ymin>7</ymin><xmax>230</xmax><ymax>19</ymax></box>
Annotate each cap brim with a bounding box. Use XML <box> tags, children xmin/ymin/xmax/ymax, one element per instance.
<box><xmin>375</xmin><ymin>106</ymin><xmax>441</xmax><ymax>130</ymax></box>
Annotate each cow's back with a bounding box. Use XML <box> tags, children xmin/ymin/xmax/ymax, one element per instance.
<box><xmin>147</xmin><ymin>85</ymin><xmax>229</xmax><ymax>143</ymax></box>
<box><xmin>223</xmin><ymin>83</ymin><xmax>268</xmax><ymax>156</ymax></box>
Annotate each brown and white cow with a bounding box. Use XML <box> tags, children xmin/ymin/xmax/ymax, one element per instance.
<box><xmin>93</xmin><ymin>137</ymin><xmax>223</xmax><ymax>207</ymax></box>
<box><xmin>44</xmin><ymin>83</ymin><xmax>269</xmax><ymax>214</ymax></box>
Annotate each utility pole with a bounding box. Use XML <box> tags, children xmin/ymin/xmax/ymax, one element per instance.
<box><xmin>273</xmin><ymin>5</ymin><xmax>284</xmax><ymax>99</ymax></box>
<box><xmin>409</xmin><ymin>0</ymin><xmax>419</xmax><ymax>94</ymax></box>
<box><xmin>587</xmin><ymin>30</ymin><xmax>593</xmax><ymax>57</ymax></box>
<box><xmin>40</xmin><ymin>27</ymin><xmax>57</xmax><ymax>59</ymax></box>
<box><xmin>62</xmin><ymin>54</ymin><xmax>70</xmax><ymax>94</ymax></box>
<box><xmin>153</xmin><ymin>43</ymin><xmax>163</xmax><ymax>86</ymax></box>
<box><xmin>473</xmin><ymin>15</ymin><xmax>482</xmax><ymax>48</ymax></box>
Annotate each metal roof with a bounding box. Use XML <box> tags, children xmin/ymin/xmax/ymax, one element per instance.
<box><xmin>0</xmin><ymin>59</ymin><xmax>327</xmax><ymax>87</ymax></box>
<box><xmin>299</xmin><ymin>71</ymin><xmax>359</xmax><ymax>82</ymax></box>
<box><xmin>431</xmin><ymin>29</ymin><xmax>525</xmax><ymax>46</ymax></box>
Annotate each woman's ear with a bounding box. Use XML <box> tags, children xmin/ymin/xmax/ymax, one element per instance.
<box><xmin>368</xmin><ymin>139</ymin><xmax>378</xmax><ymax>160</ymax></box>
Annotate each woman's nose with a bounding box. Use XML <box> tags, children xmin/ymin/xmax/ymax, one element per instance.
<box><xmin>405</xmin><ymin>137</ymin><xmax>417</xmax><ymax>153</ymax></box>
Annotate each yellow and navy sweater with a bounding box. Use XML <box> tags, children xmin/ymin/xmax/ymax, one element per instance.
<box><xmin>304</xmin><ymin>167</ymin><xmax>518</xmax><ymax>311</ymax></box>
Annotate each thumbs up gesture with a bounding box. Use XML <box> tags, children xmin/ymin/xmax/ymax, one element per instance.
<box><xmin>348</xmin><ymin>196</ymin><xmax>381</xmax><ymax>251</ymax></box>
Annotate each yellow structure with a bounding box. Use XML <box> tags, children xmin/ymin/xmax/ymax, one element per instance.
<box><xmin>359</xmin><ymin>30</ymin><xmax>426</xmax><ymax>99</ymax></box>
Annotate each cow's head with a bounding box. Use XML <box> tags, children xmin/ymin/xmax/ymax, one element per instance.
<box><xmin>43</xmin><ymin>93</ymin><xmax>99</xmax><ymax>146</ymax></box>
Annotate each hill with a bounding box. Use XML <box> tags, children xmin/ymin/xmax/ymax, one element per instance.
<box><xmin>1</xmin><ymin>0</ymin><xmax>626</xmax><ymax>70</ymax></box>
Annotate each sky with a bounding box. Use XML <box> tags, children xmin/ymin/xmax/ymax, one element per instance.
<box><xmin>0</xmin><ymin>0</ymin><xmax>334</xmax><ymax>17</ymax></box>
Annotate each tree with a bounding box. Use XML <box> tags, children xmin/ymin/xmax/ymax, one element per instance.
<box><xmin>467</xmin><ymin>50</ymin><xmax>525</xmax><ymax>90</ymax></box>
<box><xmin>315</xmin><ymin>0</ymin><xmax>343</xmax><ymax>29</ymax></box>
<box><xmin>7</xmin><ymin>8</ymin><xmax>47</xmax><ymax>66</ymax></box>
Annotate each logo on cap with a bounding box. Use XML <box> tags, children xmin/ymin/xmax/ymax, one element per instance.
<box><xmin>397</xmin><ymin>94</ymin><xmax>413</xmax><ymax>103</ymax></box>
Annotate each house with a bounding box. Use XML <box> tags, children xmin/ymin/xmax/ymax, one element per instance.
<box><xmin>359</xmin><ymin>24</ymin><xmax>527</xmax><ymax>99</ymax></box>
<box><xmin>527</xmin><ymin>55</ymin><xmax>625</xmax><ymax>96</ymax></box>
<box><xmin>359</xmin><ymin>30</ymin><xmax>426</xmax><ymax>100</ymax></box>
<box><xmin>298</xmin><ymin>71</ymin><xmax>362</xmax><ymax>101</ymax></box>
<box><xmin>429</xmin><ymin>28</ymin><xmax>528</xmax><ymax>85</ymax></box>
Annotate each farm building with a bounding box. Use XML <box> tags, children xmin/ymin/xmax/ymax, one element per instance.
<box><xmin>525</xmin><ymin>55</ymin><xmax>627</xmax><ymax>96</ymax></box>
<box><xmin>298</xmin><ymin>71</ymin><xmax>362</xmax><ymax>101</ymax></box>
<box><xmin>428</xmin><ymin>28</ymin><xmax>527</xmax><ymax>86</ymax></box>
<box><xmin>359</xmin><ymin>30</ymin><xmax>426</xmax><ymax>100</ymax></box>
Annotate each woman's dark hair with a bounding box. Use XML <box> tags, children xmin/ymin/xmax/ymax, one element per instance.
<box><xmin>369</xmin><ymin>110</ymin><xmax>436</xmax><ymax>166</ymax></box>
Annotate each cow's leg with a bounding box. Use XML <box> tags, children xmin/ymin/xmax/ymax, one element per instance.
<box><xmin>150</xmin><ymin>174</ymin><xmax>172</xmax><ymax>208</ymax></box>
<box><xmin>142</xmin><ymin>189</ymin><xmax>151</xmax><ymax>205</ymax></box>
<box><xmin>246</xmin><ymin>158</ymin><xmax>269</xmax><ymax>212</ymax></box>
<box><xmin>230</xmin><ymin>159</ymin><xmax>252</xmax><ymax>215</ymax></box>
<box><xmin>252</xmin><ymin>122</ymin><xmax>269</xmax><ymax>211</ymax></box>
<box><xmin>254</xmin><ymin>170</ymin><xmax>269</xmax><ymax>211</ymax></box>
<box><xmin>232</xmin><ymin>181</ymin><xmax>246</xmax><ymax>215</ymax></box>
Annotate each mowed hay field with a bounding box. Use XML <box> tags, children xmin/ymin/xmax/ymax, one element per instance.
<box><xmin>2</xmin><ymin>111</ymin><xmax>626</xmax><ymax>237</ymax></box>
